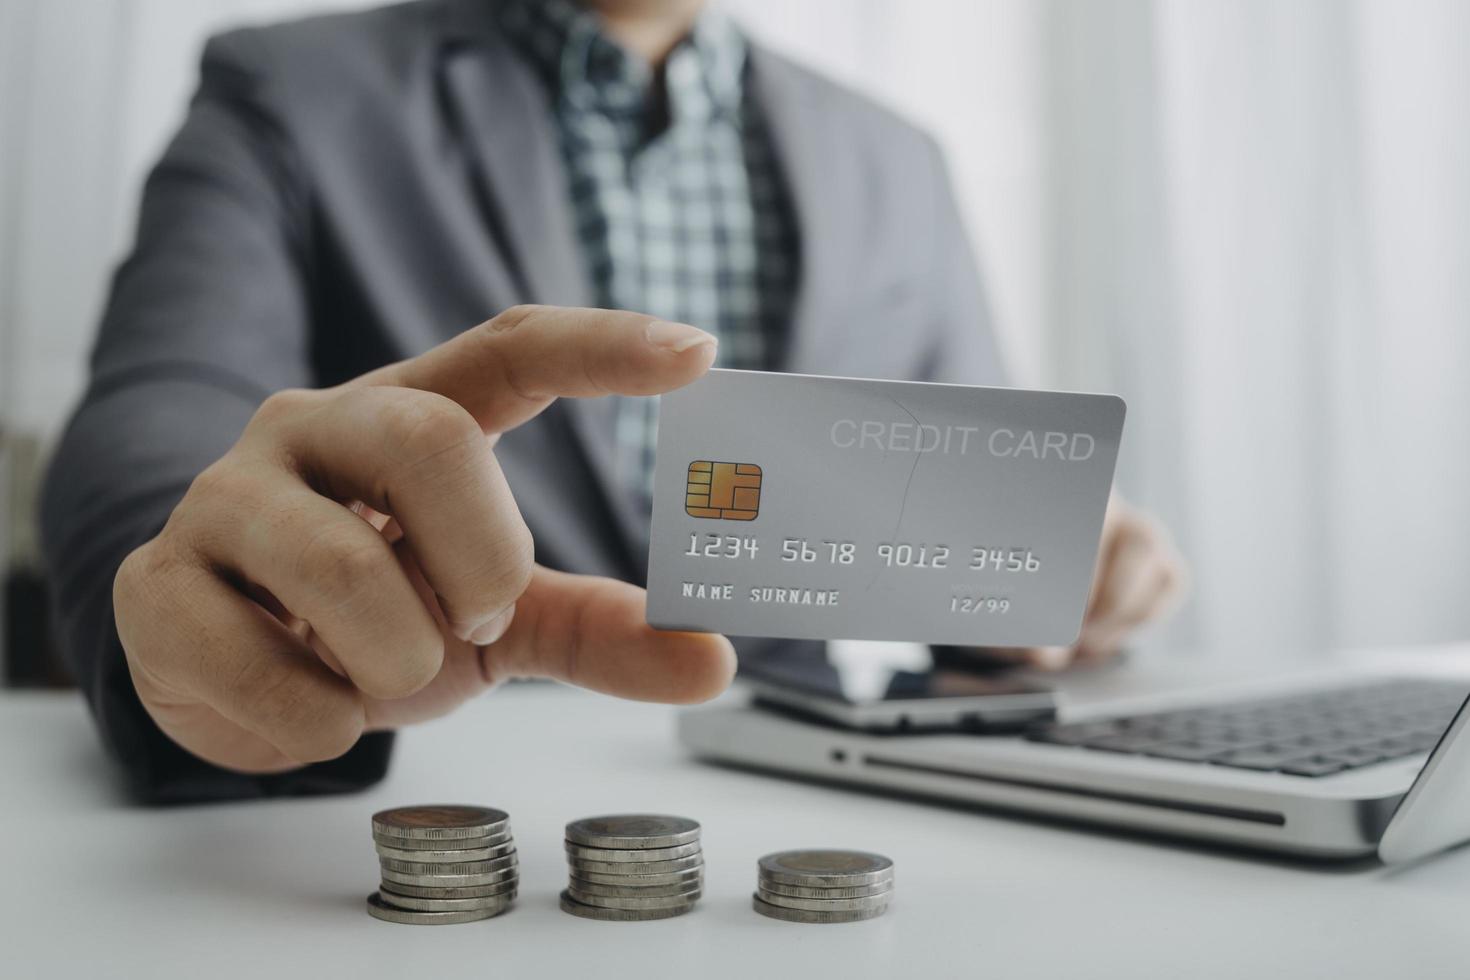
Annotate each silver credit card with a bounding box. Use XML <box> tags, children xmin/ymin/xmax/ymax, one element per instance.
<box><xmin>646</xmin><ymin>369</ymin><xmax>1125</xmax><ymax>647</ymax></box>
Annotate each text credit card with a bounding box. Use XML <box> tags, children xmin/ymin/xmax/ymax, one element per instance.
<box><xmin>646</xmin><ymin>369</ymin><xmax>1125</xmax><ymax>647</ymax></box>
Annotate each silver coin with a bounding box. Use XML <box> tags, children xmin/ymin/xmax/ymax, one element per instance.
<box><xmin>381</xmin><ymin>867</ymin><xmax>519</xmax><ymax>889</ymax></box>
<box><xmin>372</xmin><ymin>805</ymin><xmax>510</xmax><ymax>841</ymax></box>
<box><xmin>379</xmin><ymin>853</ymin><xmax>517</xmax><ymax>876</ymax></box>
<box><xmin>756</xmin><ymin>887</ymin><xmax>891</xmax><ymax>913</ymax></box>
<box><xmin>376</xmin><ymin>889</ymin><xmax>519</xmax><ymax>913</ymax></box>
<box><xmin>366</xmin><ymin>891</ymin><xmax>511</xmax><ymax>924</ymax></box>
<box><xmin>751</xmin><ymin>894</ymin><xmax>889</xmax><ymax>924</ymax></box>
<box><xmin>565</xmin><ymin>815</ymin><xmax>702</xmax><ymax>850</ymax></box>
<box><xmin>567</xmin><ymin>887</ymin><xmax>702</xmax><ymax>911</ymax></box>
<box><xmin>757</xmin><ymin>850</ymin><xmax>894</xmax><ymax>887</ymax></box>
<box><xmin>565</xmin><ymin>841</ymin><xmax>702</xmax><ymax>863</ymax></box>
<box><xmin>571</xmin><ymin>867</ymin><xmax>706</xmax><ymax>888</ymax></box>
<box><xmin>567</xmin><ymin>854</ymin><xmax>704</xmax><ymax>876</ymax></box>
<box><xmin>379</xmin><ymin>877</ymin><xmax>518</xmax><ymax>900</ymax></box>
<box><xmin>566</xmin><ymin>875</ymin><xmax>705</xmax><ymax>899</ymax></box>
<box><xmin>758</xmin><ymin>879</ymin><xmax>894</xmax><ymax>901</ymax></box>
<box><xmin>375</xmin><ymin>840</ymin><xmax>515</xmax><ymax>863</ymax></box>
<box><xmin>371</xmin><ymin>829</ymin><xmax>512</xmax><ymax>852</ymax></box>
<box><xmin>559</xmin><ymin>890</ymin><xmax>695</xmax><ymax>921</ymax></box>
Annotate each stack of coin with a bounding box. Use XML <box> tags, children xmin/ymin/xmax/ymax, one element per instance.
<box><xmin>366</xmin><ymin>805</ymin><xmax>518</xmax><ymax>925</ymax></box>
<box><xmin>560</xmin><ymin>814</ymin><xmax>704</xmax><ymax>921</ymax></box>
<box><xmin>752</xmin><ymin>850</ymin><xmax>894</xmax><ymax>924</ymax></box>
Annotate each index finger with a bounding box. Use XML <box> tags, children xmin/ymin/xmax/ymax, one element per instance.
<box><xmin>355</xmin><ymin>305</ymin><xmax>718</xmax><ymax>433</ymax></box>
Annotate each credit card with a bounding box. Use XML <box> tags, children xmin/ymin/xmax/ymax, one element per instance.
<box><xmin>646</xmin><ymin>369</ymin><xmax>1125</xmax><ymax>647</ymax></box>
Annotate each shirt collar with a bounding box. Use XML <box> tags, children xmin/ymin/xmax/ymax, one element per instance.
<box><xmin>495</xmin><ymin>0</ymin><xmax>746</xmax><ymax>123</ymax></box>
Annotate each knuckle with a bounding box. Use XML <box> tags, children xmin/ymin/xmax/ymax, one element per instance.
<box><xmin>115</xmin><ymin>540</ymin><xmax>170</xmax><ymax>600</ymax></box>
<box><xmin>181</xmin><ymin>458</ymin><xmax>235</xmax><ymax>507</ymax></box>
<box><xmin>379</xmin><ymin>394</ymin><xmax>482</xmax><ymax>471</ymax></box>
<box><xmin>472</xmin><ymin>307</ymin><xmax>559</xmax><ymax>407</ymax></box>
<box><xmin>178</xmin><ymin>459</ymin><xmax>269</xmax><ymax>532</ymax></box>
<box><xmin>286</xmin><ymin>709</ymin><xmax>363</xmax><ymax>764</ymax></box>
<box><xmin>113</xmin><ymin>544</ymin><xmax>148</xmax><ymax>602</ymax></box>
<box><xmin>237</xmin><ymin>662</ymin><xmax>361</xmax><ymax>763</ymax></box>
<box><xmin>481</xmin><ymin>520</ymin><xmax>535</xmax><ymax>604</ymax></box>
<box><xmin>237</xmin><ymin>659</ymin><xmax>299</xmax><ymax>720</ymax></box>
<box><xmin>293</xmin><ymin>524</ymin><xmax>387</xmax><ymax>605</ymax></box>
<box><xmin>503</xmin><ymin>520</ymin><xmax>536</xmax><ymax>590</ymax></box>
<box><xmin>484</xmin><ymin>304</ymin><xmax>543</xmax><ymax>334</ymax></box>
<box><xmin>361</xmin><ymin>642</ymin><xmax>443</xmax><ymax>701</ymax></box>
<box><xmin>112</xmin><ymin>545</ymin><xmax>156</xmax><ymax>645</ymax></box>
<box><xmin>251</xmin><ymin>387</ymin><xmax>315</xmax><ymax>428</ymax></box>
<box><xmin>176</xmin><ymin>461</ymin><xmax>283</xmax><ymax>564</ymax></box>
<box><xmin>446</xmin><ymin>523</ymin><xmax>534</xmax><ymax>632</ymax></box>
<box><xmin>112</xmin><ymin>540</ymin><xmax>196</xmax><ymax>656</ymax></box>
<box><xmin>288</xmin><ymin>524</ymin><xmax>444</xmax><ymax>700</ymax></box>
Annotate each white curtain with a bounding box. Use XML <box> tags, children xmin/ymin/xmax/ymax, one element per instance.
<box><xmin>5</xmin><ymin>0</ymin><xmax>1468</xmax><ymax>658</ymax></box>
<box><xmin>1041</xmin><ymin>0</ymin><xmax>1470</xmax><ymax>659</ymax></box>
<box><xmin>742</xmin><ymin>0</ymin><xmax>1470</xmax><ymax>659</ymax></box>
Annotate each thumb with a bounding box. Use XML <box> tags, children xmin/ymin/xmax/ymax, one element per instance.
<box><xmin>481</xmin><ymin>565</ymin><xmax>737</xmax><ymax>704</ymax></box>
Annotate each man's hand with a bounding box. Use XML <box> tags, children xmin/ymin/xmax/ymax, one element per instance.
<box><xmin>985</xmin><ymin>496</ymin><xmax>1187</xmax><ymax>671</ymax></box>
<box><xmin>112</xmin><ymin>306</ymin><xmax>736</xmax><ymax>774</ymax></box>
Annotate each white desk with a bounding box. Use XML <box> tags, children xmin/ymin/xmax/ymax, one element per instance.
<box><xmin>4</xmin><ymin>653</ymin><xmax>1470</xmax><ymax>980</ymax></box>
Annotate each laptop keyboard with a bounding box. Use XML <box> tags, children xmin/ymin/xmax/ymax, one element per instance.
<box><xmin>1024</xmin><ymin>679</ymin><xmax>1469</xmax><ymax>777</ymax></box>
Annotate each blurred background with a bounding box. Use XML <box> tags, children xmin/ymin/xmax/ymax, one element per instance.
<box><xmin>2</xmin><ymin>0</ymin><xmax>1467</xmax><ymax>685</ymax></box>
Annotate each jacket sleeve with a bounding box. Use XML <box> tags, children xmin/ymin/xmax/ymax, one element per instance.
<box><xmin>40</xmin><ymin>31</ymin><xmax>393</xmax><ymax>804</ymax></box>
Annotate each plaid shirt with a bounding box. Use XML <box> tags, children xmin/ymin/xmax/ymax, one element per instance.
<box><xmin>496</xmin><ymin>0</ymin><xmax>799</xmax><ymax>503</ymax></box>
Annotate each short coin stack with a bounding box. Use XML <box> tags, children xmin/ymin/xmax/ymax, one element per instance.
<box><xmin>367</xmin><ymin>805</ymin><xmax>518</xmax><ymax>925</ymax></box>
<box><xmin>752</xmin><ymin>849</ymin><xmax>894</xmax><ymax>924</ymax></box>
<box><xmin>560</xmin><ymin>814</ymin><xmax>704</xmax><ymax>921</ymax></box>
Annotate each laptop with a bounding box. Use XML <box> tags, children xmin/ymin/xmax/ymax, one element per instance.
<box><xmin>678</xmin><ymin>658</ymin><xmax>1470</xmax><ymax>862</ymax></box>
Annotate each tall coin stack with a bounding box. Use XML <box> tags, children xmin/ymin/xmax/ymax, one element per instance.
<box><xmin>560</xmin><ymin>814</ymin><xmax>704</xmax><ymax>921</ymax></box>
<box><xmin>367</xmin><ymin>805</ymin><xmax>518</xmax><ymax>925</ymax></box>
<box><xmin>752</xmin><ymin>850</ymin><xmax>894</xmax><ymax>924</ymax></box>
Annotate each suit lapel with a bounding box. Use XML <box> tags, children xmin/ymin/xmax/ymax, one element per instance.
<box><xmin>746</xmin><ymin>45</ymin><xmax>860</xmax><ymax>375</ymax></box>
<box><xmin>441</xmin><ymin>39</ymin><xmax>589</xmax><ymax>307</ymax></box>
<box><xmin>438</xmin><ymin>5</ymin><xmax>646</xmax><ymax>569</ymax></box>
<box><xmin>432</xmin><ymin>15</ymin><xmax>858</xmax><ymax>575</ymax></box>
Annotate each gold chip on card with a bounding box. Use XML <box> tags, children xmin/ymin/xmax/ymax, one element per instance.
<box><xmin>685</xmin><ymin>460</ymin><xmax>762</xmax><ymax>520</ymax></box>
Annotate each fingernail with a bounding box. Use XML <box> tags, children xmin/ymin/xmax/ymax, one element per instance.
<box><xmin>469</xmin><ymin>606</ymin><xmax>515</xmax><ymax>646</ymax></box>
<box><xmin>646</xmin><ymin>319</ymin><xmax>717</xmax><ymax>353</ymax></box>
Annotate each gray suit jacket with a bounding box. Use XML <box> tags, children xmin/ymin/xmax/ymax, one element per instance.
<box><xmin>41</xmin><ymin>0</ymin><xmax>1004</xmax><ymax>802</ymax></box>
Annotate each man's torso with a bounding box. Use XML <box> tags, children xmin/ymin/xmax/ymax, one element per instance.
<box><xmin>203</xmin><ymin>0</ymin><xmax>995</xmax><ymax>613</ymax></box>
